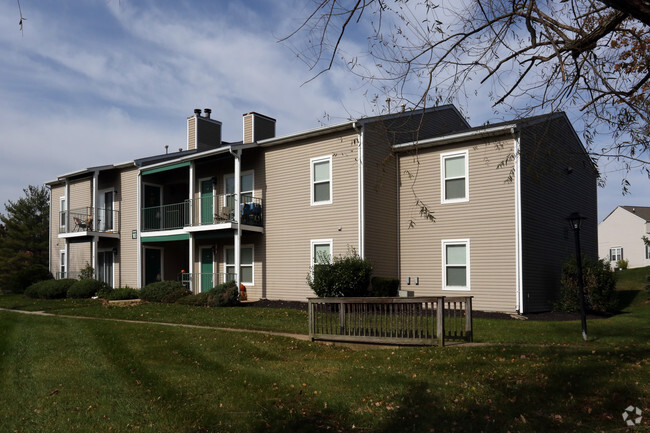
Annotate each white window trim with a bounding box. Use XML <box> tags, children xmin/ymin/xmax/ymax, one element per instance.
<box><xmin>609</xmin><ymin>247</ymin><xmax>623</xmax><ymax>262</ymax></box>
<box><xmin>59</xmin><ymin>197</ymin><xmax>66</xmax><ymax>228</ymax></box>
<box><xmin>442</xmin><ymin>239</ymin><xmax>471</xmax><ymax>291</ymax></box>
<box><xmin>646</xmin><ymin>244</ymin><xmax>650</xmax><ymax>260</ymax></box>
<box><xmin>59</xmin><ymin>249</ymin><xmax>66</xmax><ymax>277</ymax></box>
<box><xmin>441</xmin><ymin>150</ymin><xmax>469</xmax><ymax>204</ymax></box>
<box><xmin>310</xmin><ymin>155</ymin><xmax>333</xmax><ymax>206</ymax></box>
<box><xmin>225</xmin><ymin>244</ymin><xmax>254</xmax><ymax>286</ymax></box>
<box><xmin>310</xmin><ymin>239</ymin><xmax>333</xmax><ymax>280</ymax></box>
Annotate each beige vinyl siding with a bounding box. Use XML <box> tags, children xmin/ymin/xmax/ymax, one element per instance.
<box><xmin>398</xmin><ymin>136</ymin><xmax>518</xmax><ymax>312</ymax></box>
<box><xmin>118</xmin><ymin>167</ymin><xmax>139</xmax><ymax>287</ymax></box>
<box><xmin>264</xmin><ymin>132</ymin><xmax>360</xmax><ymax>301</ymax></box>
<box><xmin>519</xmin><ymin>116</ymin><xmax>598</xmax><ymax>312</ymax></box>
<box><xmin>243</xmin><ymin>115</ymin><xmax>253</xmax><ymax>144</ymax></box>
<box><xmin>187</xmin><ymin>116</ymin><xmax>197</xmax><ymax>150</ymax></box>
<box><xmin>68</xmin><ymin>178</ymin><xmax>92</xmax><ymax>211</ymax></box>
<box><xmin>49</xmin><ymin>185</ymin><xmax>65</xmax><ymax>276</ymax></box>
<box><xmin>68</xmin><ymin>242</ymin><xmax>91</xmax><ymax>274</ymax></box>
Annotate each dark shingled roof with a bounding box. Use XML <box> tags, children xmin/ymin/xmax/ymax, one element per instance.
<box><xmin>620</xmin><ymin>206</ymin><xmax>650</xmax><ymax>222</ymax></box>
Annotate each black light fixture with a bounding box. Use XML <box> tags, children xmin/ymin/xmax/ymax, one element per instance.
<box><xmin>567</xmin><ymin>212</ymin><xmax>588</xmax><ymax>341</ymax></box>
<box><xmin>112</xmin><ymin>247</ymin><xmax>118</xmax><ymax>256</ymax></box>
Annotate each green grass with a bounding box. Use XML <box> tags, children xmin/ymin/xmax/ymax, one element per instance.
<box><xmin>615</xmin><ymin>265</ymin><xmax>650</xmax><ymax>291</ymax></box>
<box><xmin>0</xmin><ymin>270</ymin><xmax>648</xmax><ymax>432</ymax></box>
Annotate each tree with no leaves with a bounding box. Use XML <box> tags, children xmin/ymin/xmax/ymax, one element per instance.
<box><xmin>284</xmin><ymin>0</ymin><xmax>650</xmax><ymax>189</ymax></box>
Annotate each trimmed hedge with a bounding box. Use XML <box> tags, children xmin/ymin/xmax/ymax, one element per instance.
<box><xmin>556</xmin><ymin>256</ymin><xmax>618</xmax><ymax>313</ymax></box>
<box><xmin>6</xmin><ymin>264</ymin><xmax>52</xmax><ymax>294</ymax></box>
<box><xmin>25</xmin><ymin>279</ymin><xmax>76</xmax><ymax>299</ymax></box>
<box><xmin>370</xmin><ymin>277</ymin><xmax>399</xmax><ymax>297</ymax></box>
<box><xmin>176</xmin><ymin>281</ymin><xmax>240</xmax><ymax>307</ymax></box>
<box><xmin>97</xmin><ymin>287</ymin><xmax>140</xmax><ymax>301</ymax></box>
<box><xmin>139</xmin><ymin>281</ymin><xmax>187</xmax><ymax>303</ymax></box>
<box><xmin>307</xmin><ymin>250</ymin><xmax>373</xmax><ymax>297</ymax></box>
<box><xmin>67</xmin><ymin>279</ymin><xmax>110</xmax><ymax>299</ymax></box>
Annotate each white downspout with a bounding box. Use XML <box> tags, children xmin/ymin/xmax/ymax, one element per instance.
<box><xmin>353</xmin><ymin>122</ymin><xmax>364</xmax><ymax>257</ymax></box>
<box><xmin>137</xmin><ymin>172</ymin><xmax>142</xmax><ymax>288</ymax></box>
<box><xmin>189</xmin><ymin>162</ymin><xmax>195</xmax><ymax>292</ymax></box>
<box><xmin>229</xmin><ymin>147</ymin><xmax>242</xmax><ymax>292</ymax></box>
<box><xmin>92</xmin><ymin>171</ymin><xmax>98</xmax><ymax>274</ymax></box>
<box><xmin>64</xmin><ymin>181</ymin><xmax>70</xmax><ymax>276</ymax></box>
<box><xmin>513</xmin><ymin>130</ymin><xmax>523</xmax><ymax>313</ymax></box>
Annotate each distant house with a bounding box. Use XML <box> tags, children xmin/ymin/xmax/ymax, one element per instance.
<box><xmin>598</xmin><ymin>206</ymin><xmax>650</xmax><ymax>269</ymax></box>
<box><xmin>47</xmin><ymin>106</ymin><xmax>597</xmax><ymax>313</ymax></box>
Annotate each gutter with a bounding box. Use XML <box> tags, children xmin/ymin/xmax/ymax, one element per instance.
<box><xmin>392</xmin><ymin>124</ymin><xmax>519</xmax><ymax>152</ymax></box>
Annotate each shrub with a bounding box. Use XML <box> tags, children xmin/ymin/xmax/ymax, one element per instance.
<box><xmin>139</xmin><ymin>281</ymin><xmax>187</xmax><ymax>303</ymax></box>
<box><xmin>210</xmin><ymin>281</ymin><xmax>240</xmax><ymax>306</ymax></box>
<box><xmin>307</xmin><ymin>248</ymin><xmax>373</xmax><ymax>297</ymax></box>
<box><xmin>25</xmin><ymin>279</ymin><xmax>76</xmax><ymax>299</ymax></box>
<box><xmin>615</xmin><ymin>259</ymin><xmax>629</xmax><ymax>270</ymax></box>
<box><xmin>67</xmin><ymin>279</ymin><xmax>109</xmax><ymax>299</ymax></box>
<box><xmin>370</xmin><ymin>277</ymin><xmax>399</xmax><ymax>297</ymax></box>
<box><xmin>161</xmin><ymin>286</ymin><xmax>192</xmax><ymax>303</ymax></box>
<box><xmin>175</xmin><ymin>281</ymin><xmax>240</xmax><ymax>307</ymax></box>
<box><xmin>98</xmin><ymin>286</ymin><xmax>140</xmax><ymax>301</ymax></box>
<box><xmin>78</xmin><ymin>262</ymin><xmax>95</xmax><ymax>280</ymax></box>
<box><xmin>6</xmin><ymin>264</ymin><xmax>52</xmax><ymax>294</ymax></box>
<box><xmin>556</xmin><ymin>256</ymin><xmax>618</xmax><ymax>313</ymax></box>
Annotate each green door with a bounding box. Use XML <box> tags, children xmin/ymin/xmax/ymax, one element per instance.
<box><xmin>200</xmin><ymin>248</ymin><xmax>214</xmax><ymax>292</ymax></box>
<box><xmin>200</xmin><ymin>180</ymin><xmax>213</xmax><ymax>225</ymax></box>
<box><xmin>144</xmin><ymin>248</ymin><xmax>162</xmax><ymax>286</ymax></box>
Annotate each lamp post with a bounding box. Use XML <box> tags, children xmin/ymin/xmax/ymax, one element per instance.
<box><xmin>567</xmin><ymin>212</ymin><xmax>588</xmax><ymax>341</ymax></box>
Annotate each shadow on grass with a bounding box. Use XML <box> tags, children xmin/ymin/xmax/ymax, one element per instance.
<box><xmin>615</xmin><ymin>290</ymin><xmax>642</xmax><ymax>311</ymax></box>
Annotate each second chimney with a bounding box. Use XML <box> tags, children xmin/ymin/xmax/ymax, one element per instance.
<box><xmin>243</xmin><ymin>112</ymin><xmax>276</xmax><ymax>144</ymax></box>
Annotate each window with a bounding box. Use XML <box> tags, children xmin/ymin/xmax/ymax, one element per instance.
<box><xmin>97</xmin><ymin>250</ymin><xmax>114</xmax><ymax>288</ymax></box>
<box><xmin>441</xmin><ymin>151</ymin><xmax>468</xmax><ymax>203</ymax></box>
<box><xmin>442</xmin><ymin>239</ymin><xmax>470</xmax><ymax>290</ymax></box>
<box><xmin>609</xmin><ymin>247</ymin><xmax>623</xmax><ymax>262</ymax></box>
<box><xmin>60</xmin><ymin>197</ymin><xmax>66</xmax><ymax>228</ymax></box>
<box><xmin>225</xmin><ymin>246</ymin><xmax>254</xmax><ymax>285</ymax></box>
<box><xmin>311</xmin><ymin>156</ymin><xmax>332</xmax><ymax>205</ymax></box>
<box><xmin>310</xmin><ymin>239</ymin><xmax>332</xmax><ymax>272</ymax></box>
<box><xmin>646</xmin><ymin>244</ymin><xmax>650</xmax><ymax>260</ymax></box>
<box><xmin>59</xmin><ymin>250</ymin><xmax>66</xmax><ymax>278</ymax></box>
<box><xmin>225</xmin><ymin>172</ymin><xmax>254</xmax><ymax>207</ymax></box>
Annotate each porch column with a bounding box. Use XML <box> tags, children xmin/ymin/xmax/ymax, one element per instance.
<box><xmin>189</xmin><ymin>161</ymin><xmax>195</xmax><ymax>227</ymax></box>
<box><xmin>188</xmin><ymin>162</ymin><xmax>195</xmax><ymax>293</ymax></box>
<box><xmin>188</xmin><ymin>234</ymin><xmax>195</xmax><ymax>293</ymax></box>
<box><xmin>234</xmin><ymin>149</ymin><xmax>242</xmax><ymax>291</ymax></box>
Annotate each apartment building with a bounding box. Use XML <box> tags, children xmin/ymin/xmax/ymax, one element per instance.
<box><xmin>47</xmin><ymin>106</ymin><xmax>597</xmax><ymax>313</ymax></box>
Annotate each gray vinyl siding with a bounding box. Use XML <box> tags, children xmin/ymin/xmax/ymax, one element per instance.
<box><xmin>264</xmin><ymin>132</ymin><xmax>360</xmax><ymax>301</ymax></box>
<box><xmin>119</xmin><ymin>167</ymin><xmax>139</xmax><ymax>287</ymax></box>
<box><xmin>398</xmin><ymin>136</ymin><xmax>518</xmax><ymax>312</ymax></box>
<box><xmin>519</xmin><ymin>116</ymin><xmax>598</xmax><ymax>312</ymax></box>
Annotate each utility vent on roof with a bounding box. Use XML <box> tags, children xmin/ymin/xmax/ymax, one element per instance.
<box><xmin>187</xmin><ymin>108</ymin><xmax>222</xmax><ymax>151</ymax></box>
<box><xmin>243</xmin><ymin>112</ymin><xmax>276</xmax><ymax>144</ymax></box>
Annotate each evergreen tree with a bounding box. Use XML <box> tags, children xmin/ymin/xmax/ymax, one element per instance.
<box><xmin>0</xmin><ymin>186</ymin><xmax>50</xmax><ymax>290</ymax></box>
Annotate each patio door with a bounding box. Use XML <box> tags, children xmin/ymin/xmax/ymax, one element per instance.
<box><xmin>144</xmin><ymin>184</ymin><xmax>162</xmax><ymax>230</ymax></box>
<box><xmin>144</xmin><ymin>248</ymin><xmax>162</xmax><ymax>286</ymax></box>
<box><xmin>97</xmin><ymin>250</ymin><xmax>114</xmax><ymax>287</ymax></box>
<box><xmin>200</xmin><ymin>247</ymin><xmax>214</xmax><ymax>292</ymax></box>
<box><xmin>99</xmin><ymin>190</ymin><xmax>114</xmax><ymax>232</ymax></box>
<box><xmin>200</xmin><ymin>180</ymin><xmax>213</xmax><ymax>225</ymax></box>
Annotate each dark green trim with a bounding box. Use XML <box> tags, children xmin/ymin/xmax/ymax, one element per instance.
<box><xmin>141</xmin><ymin>234</ymin><xmax>190</xmax><ymax>242</ymax></box>
<box><xmin>194</xmin><ymin>230</ymin><xmax>235</xmax><ymax>240</ymax></box>
<box><xmin>141</xmin><ymin>162</ymin><xmax>190</xmax><ymax>176</ymax></box>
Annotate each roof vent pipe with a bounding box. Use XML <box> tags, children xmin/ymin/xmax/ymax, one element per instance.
<box><xmin>194</xmin><ymin>108</ymin><xmax>201</xmax><ymax>116</ymax></box>
<box><xmin>204</xmin><ymin>108</ymin><xmax>211</xmax><ymax>119</ymax></box>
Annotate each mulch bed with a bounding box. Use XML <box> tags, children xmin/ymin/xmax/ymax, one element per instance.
<box><xmin>243</xmin><ymin>299</ymin><xmax>616</xmax><ymax>321</ymax></box>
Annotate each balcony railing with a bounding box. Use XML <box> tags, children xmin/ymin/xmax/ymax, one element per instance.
<box><xmin>179</xmin><ymin>272</ymin><xmax>237</xmax><ymax>292</ymax></box>
<box><xmin>59</xmin><ymin>207</ymin><xmax>120</xmax><ymax>234</ymax></box>
<box><xmin>142</xmin><ymin>195</ymin><xmax>263</xmax><ymax>232</ymax></box>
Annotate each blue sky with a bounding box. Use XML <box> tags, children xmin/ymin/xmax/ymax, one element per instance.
<box><xmin>0</xmin><ymin>0</ymin><xmax>647</xmax><ymax>222</ymax></box>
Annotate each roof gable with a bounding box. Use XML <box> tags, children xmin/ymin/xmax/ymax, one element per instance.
<box><xmin>620</xmin><ymin>206</ymin><xmax>650</xmax><ymax>222</ymax></box>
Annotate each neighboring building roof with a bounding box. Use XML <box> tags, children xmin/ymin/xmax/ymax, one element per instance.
<box><xmin>620</xmin><ymin>206</ymin><xmax>650</xmax><ymax>222</ymax></box>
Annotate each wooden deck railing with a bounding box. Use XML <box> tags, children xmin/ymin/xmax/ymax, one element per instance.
<box><xmin>308</xmin><ymin>296</ymin><xmax>473</xmax><ymax>346</ymax></box>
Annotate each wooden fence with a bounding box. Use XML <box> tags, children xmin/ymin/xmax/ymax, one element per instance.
<box><xmin>308</xmin><ymin>296</ymin><xmax>473</xmax><ymax>346</ymax></box>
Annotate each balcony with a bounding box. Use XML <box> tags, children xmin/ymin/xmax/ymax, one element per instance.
<box><xmin>141</xmin><ymin>194</ymin><xmax>263</xmax><ymax>232</ymax></box>
<box><xmin>59</xmin><ymin>207</ymin><xmax>120</xmax><ymax>237</ymax></box>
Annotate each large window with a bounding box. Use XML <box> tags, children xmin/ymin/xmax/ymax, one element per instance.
<box><xmin>441</xmin><ymin>151</ymin><xmax>469</xmax><ymax>203</ymax></box>
<box><xmin>646</xmin><ymin>244</ymin><xmax>650</xmax><ymax>260</ymax></box>
<box><xmin>311</xmin><ymin>156</ymin><xmax>332</xmax><ymax>205</ymax></box>
<box><xmin>609</xmin><ymin>247</ymin><xmax>623</xmax><ymax>262</ymax></box>
<box><xmin>225</xmin><ymin>246</ymin><xmax>254</xmax><ymax>285</ymax></box>
<box><xmin>59</xmin><ymin>250</ymin><xmax>66</xmax><ymax>278</ymax></box>
<box><xmin>225</xmin><ymin>172</ymin><xmax>254</xmax><ymax>209</ymax></box>
<box><xmin>442</xmin><ymin>239</ymin><xmax>470</xmax><ymax>290</ymax></box>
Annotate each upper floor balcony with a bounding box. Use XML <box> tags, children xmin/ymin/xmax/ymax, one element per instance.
<box><xmin>59</xmin><ymin>207</ymin><xmax>120</xmax><ymax>238</ymax></box>
<box><xmin>141</xmin><ymin>194</ymin><xmax>263</xmax><ymax>232</ymax></box>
